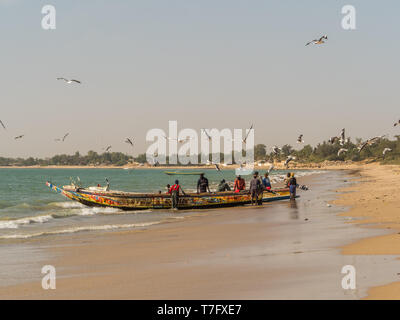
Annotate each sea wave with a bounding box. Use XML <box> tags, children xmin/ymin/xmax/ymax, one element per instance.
<box><xmin>0</xmin><ymin>214</ymin><xmax>54</xmax><ymax>229</ymax></box>
<box><xmin>0</xmin><ymin>221</ymin><xmax>161</xmax><ymax>239</ymax></box>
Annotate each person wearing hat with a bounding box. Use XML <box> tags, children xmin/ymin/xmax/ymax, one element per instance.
<box><xmin>217</xmin><ymin>179</ymin><xmax>231</xmax><ymax>192</ymax></box>
<box><xmin>169</xmin><ymin>180</ymin><xmax>186</xmax><ymax>209</ymax></box>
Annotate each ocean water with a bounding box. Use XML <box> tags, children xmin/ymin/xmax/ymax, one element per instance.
<box><xmin>0</xmin><ymin>168</ymin><xmax>319</xmax><ymax>240</ymax></box>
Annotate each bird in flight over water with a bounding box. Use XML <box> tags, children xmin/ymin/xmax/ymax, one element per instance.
<box><xmin>306</xmin><ymin>35</ymin><xmax>328</xmax><ymax>46</ymax></box>
<box><xmin>57</xmin><ymin>78</ymin><xmax>81</xmax><ymax>84</ymax></box>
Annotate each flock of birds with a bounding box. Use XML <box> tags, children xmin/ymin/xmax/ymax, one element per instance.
<box><xmin>1</xmin><ymin>37</ymin><xmax>399</xmax><ymax>167</ymax></box>
<box><xmin>0</xmin><ymin>77</ymin><xmax>136</xmax><ymax>153</ymax></box>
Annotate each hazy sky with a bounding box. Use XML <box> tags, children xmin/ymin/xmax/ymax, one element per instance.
<box><xmin>1</xmin><ymin>0</ymin><xmax>399</xmax><ymax>158</ymax></box>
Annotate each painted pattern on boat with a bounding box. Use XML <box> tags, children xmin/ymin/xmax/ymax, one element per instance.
<box><xmin>46</xmin><ymin>181</ymin><xmax>294</xmax><ymax>210</ymax></box>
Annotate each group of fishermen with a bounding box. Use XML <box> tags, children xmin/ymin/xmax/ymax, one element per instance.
<box><xmin>166</xmin><ymin>172</ymin><xmax>298</xmax><ymax>209</ymax></box>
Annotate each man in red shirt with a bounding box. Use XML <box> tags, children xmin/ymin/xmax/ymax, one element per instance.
<box><xmin>233</xmin><ymin>175</ymin><xmax>246</xmax><ymax>193</ymax></box>
<box><xmin>169</xmin><ymin>180</ymin><xmax>186</xmax><ymax>209</ymax></box>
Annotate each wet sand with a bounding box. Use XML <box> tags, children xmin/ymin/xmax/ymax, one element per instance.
<box><xmin>0</xmin><ymin>169</ymin><xmax>399</xmax><ymax>299</ymax></box>
<box><xmin>334</xmin><ymin>163</ymin><xmax>400</xmax><ymax>299</ymax></box>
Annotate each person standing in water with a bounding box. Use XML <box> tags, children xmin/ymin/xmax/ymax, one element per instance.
<box><xmin>249</xmin><ymin>172</ymin><xmax>262</xmax><ymax>205</ymax></box>
<box><xmin>289</xmin><ymin>173</ymin><xmax>297</xmax><ymax>200</ymax></box>
<box><xmin>169</xmin><ymin>180</ymin><xmax>186</xmax><ymax>209</ymax></box>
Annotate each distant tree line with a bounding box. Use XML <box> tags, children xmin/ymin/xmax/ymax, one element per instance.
<box><xmin>1</xmin><ymin>136</ymin><xmax>399</xmax><ymax>166</ymax></box>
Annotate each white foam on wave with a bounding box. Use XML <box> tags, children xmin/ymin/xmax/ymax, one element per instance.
<box><xmin>0</xmin><ymin>221</ymin><xmax>161</xmax><ymax>239</ymax></box>
<box><xmin>53</xmin><ymin>201</ymin><xmax>85</xmax><ymax>209</ymax></box>
<box><xmin>0</xmin><ymin>215</ymin><xmax>54</xmax><ymax>229</ymax></box>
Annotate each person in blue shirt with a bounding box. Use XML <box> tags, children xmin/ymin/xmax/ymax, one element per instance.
<box><xmin>262</xmin><ymin>173</ymin><xmax>271</xmax><ymax>190</ymax></box>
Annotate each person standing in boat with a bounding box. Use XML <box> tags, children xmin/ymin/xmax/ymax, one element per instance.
<box><xmin>169</xmin><ymin>180</ymin><xmax>186</xmax><ymax>209</ymax></box>
<box><xmin>197</xmin><ymin>173</ymin><xmax>210</xmax><ymax>193</ymax></box>
<box><xmin>233</xmin><ymin>175</ymin><xmax>245</xmax><ymax>193</ymax></box>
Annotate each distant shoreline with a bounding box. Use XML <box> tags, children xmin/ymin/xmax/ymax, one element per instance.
<box><xmin>0</xmin><ymin>161</ymin><xmax>370</xmax><ymax>171</ymax></box>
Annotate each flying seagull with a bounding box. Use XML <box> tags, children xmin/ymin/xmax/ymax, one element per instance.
<box><xmin>337</xmin><ymin>148</ymin><xmax>348</xmax><ymax>156</ymax></box>
<box><xmin>306</xmin><ymin>35</ymin><xmax>328</xmax><ymax>46</ymax></box>
<box><xmin>267</xmin><ymin>163</ymin><xmax>275</xmax><ymax>174</ymax></box>
<box><xmin>284</xmin><ymin>155</ymin><xmax>296</xmax><ymax>168</ymax></box>
<box><xmin>394</xmin><ymin>120</ymin><xmax>400</xmax><ymax>127</ymax></box>
<box><xmin>382</xmin><ymin>148</ymin><xmax>392</xmax><ymax>159</ymax></box>
<box><xmin>215</xmin><ymin>164</ymin><xmax>221</xmax><ymax>172</ymax></box>
<box><xmin>14</xmin><ymin>135</ymin><xmax>24</xmax><ymax>140</ymax></box>
<box><xmin>272</xmin><ymin>146</ymin><xmax>281</xmax><ymax>155</ymax></box>
<box><xmin>329</xmin><ymin>136</ymin><xmax>339</xmax><ymax>144</ymax></box>
<box><xmin>104</xmin><ymin>146</ymin><xmax>112</xmax><ymax>152</ymax></box>
<box><xmin>125</xmin><ymin>138</ymin><xmax>134</xmax><ymax>147</ymax></box>
<box><xmin>339</xmin><ymin>128</ymin><xmax>346</xmax><ymax>146</ymax></box>
<box><xmin>202</xmin><ymin>129</ymin><xmax>212</xmax><ymax>141</ymax></box>
<box><xmin>0</xmin><ymin>120</ymin><xmax>6</xmax><ymax>130</ymax></box>
<box><xmin>57</xmin><ymin>78</ymin><xmax>81</xmax><ymax>84</ymax></box>
<box><xmin>297</xmin><ymin>134</ymin><xmax>304</xmax><ymax>143</ymax></box>
<box><xmin>55</xmin><ymin>133</ymin><xmax>69</xmax><ymax>142</ymax></box>
<box><xmin>242</xmin><ymin>124</ymin><xmax>254</xmax><ymax>144</ymax></box>
<box><xmin>358</xmin><ymin>135</ymin><xmax>385</xmax><ymax>153</ymax></box>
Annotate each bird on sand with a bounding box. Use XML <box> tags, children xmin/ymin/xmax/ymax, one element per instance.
<box><xmin>394</xmin><ymin>120</ymin><xmax>400</xmax><ymax>127</ymax></box>
<box><xmin>306</xmin><ymin>35</ymin><xmax>328</xmax><ymax>46</ymax></box>
<box><xmin>57</xmin><ymin>78</ymin><xmax>81</xmax><ymax>84</ymax></box>
<box><xmin>382</xmin><ymin>148</ymin><xmax>392</xmax><ymax>159</ymax></box>
<box><xmin>285</xmin><ymin>155</ymin><xmax>296</xmax><ymax>168</ymax></box>
<box><xmin>337</xmin><ymin>148</ymin><xmax>348</xmax><ymax>156</ymax></box>
<box><xmin>0</xmin><ymin>120</ymin><xmax>6</xmax><ymax>130</ymax></box>
<box><xmin>55</xmin><ymin>133</ymin><xmax>69</xmax><ymax>142</ymax></box>
<box><xmin>125</xmin><ymin>138</ymin><xmax>134</xmax><ymax>147</ymax></box>
<box><xmin>14</xmin><ymin>135</ymin><xmax>24</xmax><ymax>140</ymax></box>
<box><xmin>297</xmin><ymin>134</ymin><xmax>304</xmax><ymax>143</ymax></box>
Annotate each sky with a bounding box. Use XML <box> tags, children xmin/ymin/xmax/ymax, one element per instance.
<box><xmin>0</xmin><ymin>0</ymin><xmax>399</xmax><ymax>158</ymax></box>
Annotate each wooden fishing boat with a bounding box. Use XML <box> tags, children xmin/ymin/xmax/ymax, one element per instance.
<box><xmin>46</xmin><ymin>181</ymin><xmax>295</xmax><ymax>210</ymax></box>
<box><xmin>164</xmin><ymin>171</ymin><xmax>204</xmax><ymax>176</ymax></box>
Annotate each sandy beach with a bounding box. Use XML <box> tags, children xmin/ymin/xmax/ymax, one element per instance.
<box><xmin>1</xmin><ymin>166</ymin><xmax>400</xmax><ymax>299</ymax></box>
<box><xmin>334</xmin><ymin>163</ymin><xmax>400</xmax><ymax>299</ymax></box>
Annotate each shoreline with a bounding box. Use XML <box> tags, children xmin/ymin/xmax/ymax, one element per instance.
<box><xmin>1</xmin><ymin>169</ymin><xmax>397</xmax><ymax>299</ymax></box>
<box><xmin>333</xmin><ymin>163</ymin><xmax>400</xmax><ymax>299</ymax></box>
<box><xmin>0</xmin><ymin>161</ymin><xmax>371</xmax><ymax>170</ymax></box>
<box><xmin>1</xmin><ymin>165</ymin><xmax>399</xmax><ymax>299</ymax></box>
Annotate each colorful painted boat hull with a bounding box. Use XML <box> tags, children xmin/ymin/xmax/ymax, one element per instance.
<box><xmin>46</xmin><ymin>181</ymin><xmax>294</xmax><ymax>210</ymax></box>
